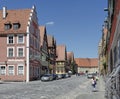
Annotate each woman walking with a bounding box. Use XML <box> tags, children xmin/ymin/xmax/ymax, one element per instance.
<box><xmin>91</xmin><ymin>76</ymin><xmax>97</xmax><ymax>91</ymax></box>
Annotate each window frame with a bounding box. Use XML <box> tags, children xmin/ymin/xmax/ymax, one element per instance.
<box><xmin>7</xmin><ymin>47</ymin><xmax>15</xmax><ymax>57</ymax></box>
<box><xmin>17</xmin><ymin>34</ymin><xmax>24</xmax><ymax>44</ymax></box>
<box><xmin>17</xmin><ymin>65</ymin><xmax>24</xmax><ymax>75</ymax></box>
<box><xmin>8</xmin><ymin>65</ymin><xmax>14</xmax><ymax>75</ymax></box>
<box><xmin>0</xmin><ymin>65</ymin><xmax>6</xmax><ymax>75</ymax></box>
<box><xmin>7</xmin><ymin>34</ymin><xmax>14</xmax><ymax>44</ymax></box>
<box><xmin>17</xmin><ymin>47</ymin><xmax>25</xmax><ymax>57</ymax></box>
<box><xmin>4</xmin><ymin>24</ymin><xmax>12</xmax><ymax>30</ymax></box>
<box><xmin>13</xmin><ymin>23</ymin><xmax>20</xmax><ymax>30</ymax></box>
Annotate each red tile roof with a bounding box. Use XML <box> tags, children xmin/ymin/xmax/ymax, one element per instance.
<box><xmin>0</xmin><ymin>8</ymin><xmax>31</xmax><ymax>34</ymax></box>
<box><xmin>75</xmin><ymin>58</ymin><xmax>98</xmax><ymax>68</ymax></box>
<box><xmin>39</xmin><ymin>26</ymin><xmax>46</xmax><ymax>46</ymax></box>
<box><xmin>47</xmin><ymin>35</ymin><xmax>53</xmax><ymax>47</ymax></box>
<box><xmin>56</xmin><ymin>45</ymin><xmax>66</xmax><ymax>61</ymax></box>
<box><xmin>67</xmin><ymin>52</ymin><xmax>74</xmax><ymax>61</ymax></box>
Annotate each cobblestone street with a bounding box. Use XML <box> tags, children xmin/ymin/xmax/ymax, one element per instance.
<box><xmin>0</xmin><ymin>75</ymin><xmax>106</xmax><ymax>99</ymax></box>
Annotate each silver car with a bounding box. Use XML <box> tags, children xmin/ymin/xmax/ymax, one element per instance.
<box><xmin>41</xmin><ymin>74</ymin><xmax>53</xmax><ymax>81</ymax></box>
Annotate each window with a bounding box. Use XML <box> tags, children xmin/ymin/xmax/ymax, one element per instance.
<box><xmin>4</xmin><ymin>24</ymin><xmax>12</xmax><ymax>30</ymax></box>
<box><xmin>17</xmin><ymin>47</ymin><xmax>24</xmax><ymax>57</ymax></box>
<box><xmin>57</xmin><ymin>67</ymin><xmax>59</xmax><ymax>73</ymax></box>
<box><xmin>18</xmin><ymin>66</ymin><xmax>24</xmax><ymax>75</ymax></box>
<box><xmin>13</xmin><ymin>23</ymin><xmax>20</xmax><ymax>30</ymax></box>
<box><xmin>8</xmin><ymin>66</ymin><xmax>14</xmax><ymax>75</ymax></box>
<box><xmin>7</xmin><ymin>47</ymin><xmax>14</xmax><ymax>57</ymax></box>
<box><xmin>7</xmin><ymin>35</ymin><xmax>14</xmax><ymax>44</ymax></box>
<box><xmin>0</xmin><ymin>66</ymin><xmax>6</xmax><ymax>75</ymax></box>
<box><xmin>17</xmin><ymin>34</ymin><xmax>24</xmax><ymax>44</ymax></box>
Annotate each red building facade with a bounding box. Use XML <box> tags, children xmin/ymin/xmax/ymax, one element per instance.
<box><xmin>0</xmin><ymin>6</ymin><xmax>41</xmax><ymax>82</ymax></box>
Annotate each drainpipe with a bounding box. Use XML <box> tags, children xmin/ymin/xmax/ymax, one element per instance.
<box><xmin>26</xmin><ymin>25</ymin><xmax>30</xmax><ymax>82</ymax></box>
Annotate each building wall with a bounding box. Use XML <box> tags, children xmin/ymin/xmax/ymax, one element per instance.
<box><xmin>105</xmin><ymin>1</ymin><xmax>120</xmax><ymax>98</ymax></box>
<box><xmin>111</xmin><ymin>13</ymin><xmax>120</xmax><ymax>68</ymax></box>
<box><xmin>56</xmin><ymin>61</ymin><xmax>66</xmax><ymax>74</ymax></box>
<box><xmin>108</xmin><ymin>0</ymin><xmax>120</xmax><ymax>73</ymax></box>
<box><xmin>78</xmin><ymin>67</ymin><xmax>98</xmax><ymax>74</ymax></box>
<box><xmin>109</xmin><ymin>1</ymin><xmax>120</xmax><ymax>49</ymax></box>
<box><xmin>0</xmin><ymin>34</ymin><xmax>26</xmax><ymax>81</ymax></box>
<box><xmin>0</xmin><ymin>64</ymin><xmax>26</xmax><ymax>81</ymax></box>
<box><xmin>29</xmin><ymin>7</ymin><xmax>41</xmax><ymax>80</ymax></box>
<box><xmin>0</xmin><ymin>6</ymin><xmax>41</xmax><ymax>82</ymax></box>
<box><xmin>98</xmin><ymin>39</ymin><xmax>103</xmax><ymax>75</ymax></box>
<box><xmin>0</xmin><ymin>35</ymin><xmax>7</xmax><ymax>62</ymax></box>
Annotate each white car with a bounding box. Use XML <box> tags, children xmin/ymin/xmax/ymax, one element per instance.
<box><xmin>41</xmin><ymin>74</ymin><xmax>53</xmax><ymax>81</ymax></box>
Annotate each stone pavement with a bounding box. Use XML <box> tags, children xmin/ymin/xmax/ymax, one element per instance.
<box><xmin>76</xmin><ymin>76</ymin><xmax>106</xmax><ymax>99</ymax></box>
<box><xmin>0</xmin><ymin>75</ymin><xmax>106</xmax><ymax>99</ymax></box>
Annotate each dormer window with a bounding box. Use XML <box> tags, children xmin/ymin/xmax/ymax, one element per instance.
<box><xmin>13</xmin><ymin>23</ymin><xmax>20</xmax><ymax>30</ymax></box>
<box><xmin>4</xmin><ymin>23</ymin><xmax>12</xmax><ymax>30</ymax></box>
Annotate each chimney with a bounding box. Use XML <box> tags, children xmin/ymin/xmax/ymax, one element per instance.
<box><xmin>3</xmin><ymin>7</ymin><xmax>7</xmax><ymax>19</ymax></box>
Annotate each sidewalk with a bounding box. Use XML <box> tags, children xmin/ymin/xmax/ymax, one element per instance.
<box><xmin>95</xmin><ymin>76</ymin><xmax>106</xmax><ymax>99</ymax></box>
<box><xmin>76</xmin><ymin>76</ymin><xmax>106</xmax><ymax>99</ymax></box>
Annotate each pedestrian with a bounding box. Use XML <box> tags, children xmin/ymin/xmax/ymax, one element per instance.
<box><xmin>91</xmin><ymin>76</ymin><xmax>97</xmax><ymax>91</ymax></box>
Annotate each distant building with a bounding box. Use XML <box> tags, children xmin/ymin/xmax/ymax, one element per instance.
<box><xmin>67</xmin><ymin>52</ymin><xmax>76</xmax><ymax>74</ymax></box>
<box><xmin>98</xmin><ymin>25</ymin><xmax>108</xmax><ymax>75</ymax></box>
<box><xmin>39</xmin><ymin>26</ymin><xmax>49</xmax><ymax>75</ymax></box>
<box><xmin>47</xmin><ymin>35</ymin><xmax>56</xmax><ymax>74</ymax></box>
<box><xmin>75</xmin><ymin>58</ymin><xmax>98</xmax><ymax>74</ymax></box>
<box><xmin>56</xmin><ymin>45</ymin><xmax>67</xmax><ymax>74</ymax></box>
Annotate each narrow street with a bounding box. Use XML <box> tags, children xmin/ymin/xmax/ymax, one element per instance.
<box><xmin>0</xmin><ymin>75</ymin><xmax>105</xmax><ymax>99</ymax></box>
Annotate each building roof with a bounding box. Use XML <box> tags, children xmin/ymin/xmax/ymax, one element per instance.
<box><xmin>39</xmin><ymin>26</ymin><xmax>46</xmax><ymax>46</ymax></box>
<box><xmin>47</xmin><ymin>34</ymin><xmax>54</xmax><ymax>47</ymax></box>
<box><xmin>0</xmin><ymin>8</ymin><xmax>31</xmax><ymax>34</ymax></box>
<box><xmin>56</xmin><ymin>45</ymin><xmax>66</xmax><ymax>61</ymax></box>
<box><xmin>75</xmin><ymin>58</ymin><xmax>98</xmax><ymax>68</ymax></box>
<box><xmin>67</xmin><ymin>52</ymin><xmax>74</xmax><ymax>62</ymax></box>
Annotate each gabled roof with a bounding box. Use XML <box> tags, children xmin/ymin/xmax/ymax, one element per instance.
<box><xmin>47</xmin><ymin>34</ymin><xmax>54</xmax><ymax>47</ymax></box>
<box><xmin>39</xmin><ymin>26</ymin><xmax>47</xmax><ymax>46</ymax></box>
<box><xmin>0</xmin><ymin>8</ymin><xmax>31</xmax><ymax>34</ymax></box>
<box><xmin>56</xmin><ymin>45</ymin><xmax>66</xmax><ymax>61</ymax></box>
<box><xmin>75</xmin><ymin>58</ymin><xmax>98</xmax><ymax>68</ymax></box>
<box><xmin>67</xmin><ymin>52</ymin><xmax>74</xmax><ymax>62</ymax></box>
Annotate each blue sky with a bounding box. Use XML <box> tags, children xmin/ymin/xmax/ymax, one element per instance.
<box><xmin>0</xmin><ymin>0</ymin><xmax>107</xmax><ymax>58</ymax></box>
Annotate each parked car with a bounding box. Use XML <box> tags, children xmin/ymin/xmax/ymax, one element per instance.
<box><xmin>57</xmin><ymin>74</ymin><xmax>63</xmax><ymax>79</ymax></box>
<box><xmin>87</xmin><ymin>73</ymin><xmax>94</xmax><ymax>79</ymax></box>
<box><xmin>65</xmin><ymin>73</ymin><xmax>71</xmax><ymax>78</ymax></box>
<box><xmin>52</xmin><ymin>74</ymin><xmax>58</xmax><ymax>80</ymax></box>
<box><xmin>61</xmin><ymin>74</ymin><xmax>66</xmax><ymax>78</ymax></box>
<box><xmin>41</xmin><ymin>74</ymin><xmax>53</xmax><ymax>81</ymax></box>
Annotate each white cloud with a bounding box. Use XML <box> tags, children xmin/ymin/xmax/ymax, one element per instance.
<box><xmin>46</xmin><ymin>21</ymin><xmax>54</xmax><ymax>25</ymax></box>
